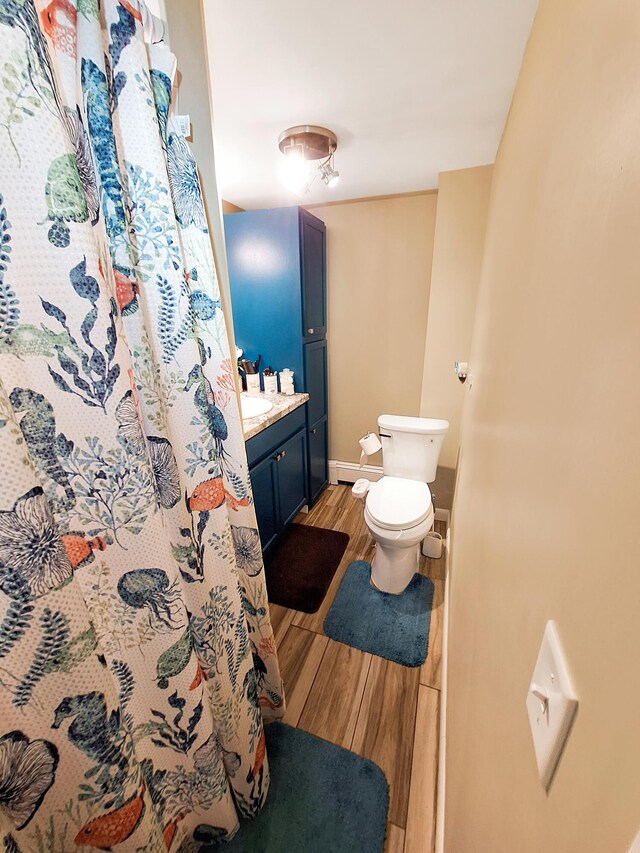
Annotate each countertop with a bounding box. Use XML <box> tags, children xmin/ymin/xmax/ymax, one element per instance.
<box><xmin>242</xmin><ymin>392</ymin><xmax>309</xmax><ymax>440</ymax></box>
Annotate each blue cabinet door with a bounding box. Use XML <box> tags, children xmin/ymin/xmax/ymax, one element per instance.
<box><xmin>276</xmin><ymin>428</ymin><xmax>308</xmax><ymax>527</ymax></box>
<box><xmin>305</xmin><ymin>338</ymin><xmax>328</xmax><ymax>504</ymax></box>
<box><xmin>308</xmin><ymin>416</ymin><xmax>328</xmax><ymax>504</ymax></box>
<box><xmin>300</xmin><ymin>210</ymin><xmax>326</xmax><ymax>340</ymax></box>
<box><xmin>304</xmin><ymin>339</ymin><xmax>328</xmax><ymax>424</ymax></box>
<box><xmin>249</xmin><ymin>454</ymin><xmax>278</xmax><ymax>551</ymax></box>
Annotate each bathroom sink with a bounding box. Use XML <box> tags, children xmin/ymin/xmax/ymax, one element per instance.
<box><xmin>241</xmin><ymin>394</ymin><xmax>273</xmax><ymax>420</ymax></box>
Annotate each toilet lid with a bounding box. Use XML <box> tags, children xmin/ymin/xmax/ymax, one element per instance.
<box><xmin>366</xmin><ymin>476</ymin><xmax>432</xmax><ymax>530</ymax></box>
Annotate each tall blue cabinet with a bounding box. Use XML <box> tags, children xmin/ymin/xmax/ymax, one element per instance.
<box><xmin>224</xmin><ymin>206</ymin><xmax>329</xmax><ymax>509</ymax></box>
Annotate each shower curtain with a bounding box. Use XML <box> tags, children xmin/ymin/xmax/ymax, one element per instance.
<box><xmin>0</xmin><ymin>0</ymin><xmax>284</xmax><ymax>849</ymax></box>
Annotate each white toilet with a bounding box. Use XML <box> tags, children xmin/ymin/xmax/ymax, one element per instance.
<box><xmin>363</xmin><ymin>414</ymin><xmax>449</xmax><ymax>594</ymax></box>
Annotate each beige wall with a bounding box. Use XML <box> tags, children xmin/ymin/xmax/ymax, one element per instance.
<box><xmin>446</xmin><ymin>2</ymin><xmax>640</xmax><ymax>852</ymax></box>
<box><xmin>222</xmin><ymin>200</ymin><xmax>244</xmax><ymax>214</ymax></box>
<box><xmin>419</xmin><ymin>166</ymin><xmax>493</xmax><ymax>470</ymax></box>
<box><xmin>166</xmin><ymin>1</ymin><xmax>239</xmax><ymax>384</ymax></box>
<box><xmin>165</xmin><ymin>0</ymin><xmax>217</xmax><ymax>224</ymax></box>
<box><xmin>307</xmin><ymin>194</ymin><xmax>437</xmax><ymax>464</ymax></box>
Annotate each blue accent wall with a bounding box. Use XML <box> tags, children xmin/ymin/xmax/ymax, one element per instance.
<box><xmin>224</xmin><ymin>207</ymin><xmax>304</xmax><ymax>387</ymax></box>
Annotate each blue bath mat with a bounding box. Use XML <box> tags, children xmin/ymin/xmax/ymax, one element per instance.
<box><xmin>222</xmin><ymin>723</ymin><xmax>388</xmax><ymax>851</ymax></box>
<box><xmin>323</xmin><ymin>560</ymin><xmax>434</xmax><ymax>667</ymax></box>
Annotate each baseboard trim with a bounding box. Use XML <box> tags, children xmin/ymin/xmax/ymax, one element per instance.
<box><xmin>328</xmin><ymin>460</ymin><xmax>452</xmax><ymax>519</ymax></box>
<box><xmin>328</xmin><ymin>459</ymin><xmax>383</xmax><ymax>485</ymax></box>
<box><xmin>435</xmin><ymin>525</ymin><xmax>451</xmax><ymax>853</ymax></box>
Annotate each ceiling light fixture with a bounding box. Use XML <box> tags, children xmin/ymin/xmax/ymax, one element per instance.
<box><xmin>319</xmin><ymin>154</ymin><xmax>340</xmax><ymax>188</ymax></box>
<box><xmin>278</xmin><ymin>125</ymin><xmax>339</xmax><ymax>194</ymax></box>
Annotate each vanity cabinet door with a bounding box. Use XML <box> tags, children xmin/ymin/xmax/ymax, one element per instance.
<box><xmin>300</xmin><ymin>210</ymin><xmax>326</xmax><ymax>340</ymax></box>
<box><xmin>275</xmin><ymin>428</ymin><xmax>308</xmax><ymax>528</ymax></box>
<box><xmin>249</xmin><ymin>455</ymin><xmax>278</xmax><ymax>551</ymax></box>
<box><xmin>308</xmin><ymin>416</ymin><xmax>328</xmax><ymax>504</ymax></box>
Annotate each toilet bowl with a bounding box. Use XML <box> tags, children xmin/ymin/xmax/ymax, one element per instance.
<box><xmin>359</xmin><ymin>414</ymin><xmax>448</xmax><ymax>594</ymax></box>
<box><xmin>364</xmin><ymin>476</ymin><xmax>434</xmax><ymax>594</ymax></box>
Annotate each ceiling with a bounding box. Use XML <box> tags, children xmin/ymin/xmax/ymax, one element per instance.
<box><xmin>203</xmin><ymin>0</ymin><xmax>537</xmax><ymax>209</ymax></box>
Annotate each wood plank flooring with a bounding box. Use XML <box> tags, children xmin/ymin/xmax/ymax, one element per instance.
<box><xmin>269</xmin><ymin>484</ymin><xmax>445</xmax><ymax>853</ymax></box>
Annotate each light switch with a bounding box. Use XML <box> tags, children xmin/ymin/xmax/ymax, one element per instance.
<box><xmin>526</xmin><ymin>621</ymin><xmax>578</xmax><ymax>790</ymax></box>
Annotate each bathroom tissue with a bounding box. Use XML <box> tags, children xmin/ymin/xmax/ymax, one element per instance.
<box><xmin>359</xmin><ymin>432</ymin><xmax>382</xmax><ymax>468</ymax></box>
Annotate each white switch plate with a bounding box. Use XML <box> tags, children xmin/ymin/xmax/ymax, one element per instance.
<box><xmin>526</xmin><ymin>621</ymin><xmax>578</xmax><ymax>790</ymax></box>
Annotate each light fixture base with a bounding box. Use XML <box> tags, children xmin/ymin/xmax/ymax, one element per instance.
<box><xmin>278</xmin><ymin>125</ymin><xmax>338</xmax><ymax>161</ymax></box>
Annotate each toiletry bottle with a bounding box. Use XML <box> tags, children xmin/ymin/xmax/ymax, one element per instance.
<box><xmin>246</xmin><ymin>373</ymin><xmax>260</xmax><ymax>394</ymax></box>
<box><xmin>264</xmin><ymin>371</ymin><xmax>278</xmax><ymax>394</ymax></box>
<box><xmin>280</xmin><ymin>369</ymin><xmax>294</xmax><ymax>396</ymax></box>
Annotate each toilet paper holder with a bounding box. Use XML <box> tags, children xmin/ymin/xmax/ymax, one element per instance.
<box><xmin>454</xmin><ymin>361</ymin><xmax>468</xmax><ymax>384</ymax></box>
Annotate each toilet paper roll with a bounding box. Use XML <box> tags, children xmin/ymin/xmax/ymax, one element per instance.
<box><xmin>358</xmin><ymin>432</ymin><xmax>382</xmax><ymax>468</ymax></box>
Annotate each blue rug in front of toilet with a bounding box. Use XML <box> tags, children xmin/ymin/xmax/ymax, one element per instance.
<box><xmin>323</xmin><ymin>560</ymin><xmax>434</xmax><ymax>667</ymax></box>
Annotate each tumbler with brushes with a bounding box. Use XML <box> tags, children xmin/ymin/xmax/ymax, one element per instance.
<box><xmin>237</xmin><ymin>347</ymin><xmax>261</xmax><ymax>392</ymax></box>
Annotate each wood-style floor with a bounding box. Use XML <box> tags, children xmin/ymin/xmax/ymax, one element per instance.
<box><xmin>268</xmin><ymin>484</ymin><xmax>446</xmax><ymax>853</ymax></box>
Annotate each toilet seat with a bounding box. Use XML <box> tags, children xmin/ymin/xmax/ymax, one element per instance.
<box><xmin>365</xmin><ymin>476</ymin><xmax>432</xmax><ymax>530</ymax></box>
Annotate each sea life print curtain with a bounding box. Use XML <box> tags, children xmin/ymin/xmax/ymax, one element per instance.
<box><xmin>0</xmin><ymin>0</ymin><xmax>284</xmax><ymax>849</ymax></box>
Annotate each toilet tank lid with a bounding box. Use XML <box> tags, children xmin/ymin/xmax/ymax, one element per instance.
<box><xmin>378</xmin><ymin>414</ymin><xmax>449</xmax><ymax>435</ymax></box>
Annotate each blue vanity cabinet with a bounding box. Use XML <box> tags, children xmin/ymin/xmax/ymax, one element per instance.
<box><xmin>246</xmin><ymin>406</ymin><xmax>308</xmax><ymax>551</ymax></box>
<box><xmin>276</xmin><ymin>428</ymin><xmax>308</xmax><ymax>527</ymax></box>
<box><xmin>225</xmin><ymin>206</ymin><xmax>329</xmax><ymax>507</ymax></box>
<box><xmin>249</xmin><ymin>454</ymin><xmax>279</xmax><ymax>551</ymax></box>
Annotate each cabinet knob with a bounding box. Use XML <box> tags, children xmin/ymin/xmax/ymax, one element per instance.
<box><xmin>307</xmin><ymin>328</ymin><xmax>314</xmax><ymax>334</ymax></box>
<box><xmin>274</xmin><ymin>450</ymin><xmax>286</xmax><ymax>462</ymax></box>
<box><xmin>310</xmin><ymin>429</ymin><xmax>317</xmax><ymax>435</ymax></box>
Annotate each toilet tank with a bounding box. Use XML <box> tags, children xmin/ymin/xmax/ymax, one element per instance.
<box><xmin>378</xmin><ymin>414</ymin><xmax>449</xmax><ymax>483</ymax></box>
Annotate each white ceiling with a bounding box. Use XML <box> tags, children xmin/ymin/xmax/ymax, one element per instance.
<box><xmin>203</xmin><ymin>0</ymin><xmax>537</xmax><ymax>209</ymax></box>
